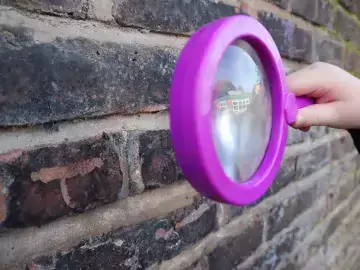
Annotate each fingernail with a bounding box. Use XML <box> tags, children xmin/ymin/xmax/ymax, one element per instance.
<box><xmin>296</xmin><ymin>113</ymin><xmax>306</xmax><ymax>127</ymax></box>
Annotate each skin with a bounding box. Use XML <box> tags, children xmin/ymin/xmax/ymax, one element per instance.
<box><xmin>287</xmin><ymin>62</ymin><xmax>360</xmax><ymax>131</ymax></box>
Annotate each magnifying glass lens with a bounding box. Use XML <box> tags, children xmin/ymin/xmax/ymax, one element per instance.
<box><xmin>212</xmin><ymin>40</ymin><xmax>272</xmax><ymax>183</ymax></box>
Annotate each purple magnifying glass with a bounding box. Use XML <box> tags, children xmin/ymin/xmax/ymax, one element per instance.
<box><xmin>170</xmin><ymin>15</ymin><xmax>314</xmax><ymax>205</ymax></box>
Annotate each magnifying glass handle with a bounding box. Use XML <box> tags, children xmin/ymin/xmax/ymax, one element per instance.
<box><xmin>295</xmin><ymin>96</ymin><xmax>314</xmax><ymax>109</ymax></box>
<box><xmin>285</xmin><ymin>93</ymin><xmax>315</xmax><ymax>125</ymax></box>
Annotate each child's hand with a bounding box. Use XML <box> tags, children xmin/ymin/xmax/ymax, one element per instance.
<box><xmin>287</xmin><ymin>62</ymin><xmax>360</xmax><ymax>130</ymax></box>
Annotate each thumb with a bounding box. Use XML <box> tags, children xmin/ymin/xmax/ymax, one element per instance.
<box><xmin>292</xmin><ymin>103</ymin><xmax>340</xmax><ymax>128</ymax></box>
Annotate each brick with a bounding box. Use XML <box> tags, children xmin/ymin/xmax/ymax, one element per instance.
<box><xmin>0</xmin><ymin>25</ymin><xmax>177</xmax><ymax>126</ymax></box>
<box><xmin>0</xmin><ymin>182</ymin><xmax>6</xmax><ymax>224</ymax></box>
<box><xmin>339</xmin><ymin>0</ymin><xmax>360</xmax><ymax>18</ymax></box>
<box><xmin>229</xmin><ymin>205</ymin><xmax>245</xmax><ymax>219</ymax></box>
<box><xmin>0</xmin><ymin>0</ymin><xmax>88</xmax><ymax>19</ymax></box>
<box><xmin>331</xmin><ymin>135</ymin><xmax>355</xmax><ymax>160</ymax></box>
<box><xmin>290</xmin><ymin>0</ymin><xmax>316</xmax><ymax>22</ymax></box>
<box><xmin>228</xmin><ymin>157</ymin><xmax>296</xmax><ymax>219</ymax></box>
<box><xmin>315</xmin><ymin>37</ymin><xmax>344</xmax><ymax>68</ymax></box>
<box><xmin>296</xmin><ymin>144</ymin><xmax>330</xmax><ymax>179</ymax></box>
<box><xmin>290</xmin><ymin>0</ymin><xmax>333</xmax><ymax>28</ymax></box>
<box><xmin>29</xmin><ymin>198</ymin><xmax>216</xmax><ymax>269</ymax></box>
<box><xmin>241</xmin><ymin>228</ymin><xmax>299</xmax><ymax>270</ymax></box>
<box><xmin>345</xmin><ymin>50</ymin><xmax>360</xmax><ymax>73</ymax></box>
<box><xmin>270</xmin><ymin>157</ymin><xmax>297</xmax><ymax>195</ymax></box>
<box><xmin>136</xmin><ymin>130</ymin><xmax>183</xmax><ymax>190</ymax></box>
<box><xmin>208</xmin><ymin>216</ymin><xmax>264</xmax><ymax>269</ymax></box>
<box><xmin>266</xmin><ymin>187</ymin><xmax>316</xmax><ymax>240</ymax></box>
<box><xmin>267</xmin><ymin>0</ymin><xmax>290</xmax><ymax>9</ymax></box>
<box><xmin>0</xmin><ymin>134</ymin><xmax>123</xmax><ymax>228</ymax></box>
<box><xmin>112</xmin><ymin>0</ymin><xmax>235</xmax><ymax>35</ymax></box>
<box><xmin>184</xmin><ymin>257</ymin><xmax>210</xmax><ymax>270</ymax></box>
<box><xmin>316</xmin><ymin>0</ymin><xmax>334</xmax><ymax>27</ymax></box>
<box><xmin>258</xmin><ymin>11</ymin><xmax>313</xmax><ymax>62</ymax></box>
<box><xmin>334</xmin><ymin>9</ymin><xmax>360</xmax><ymax>46</ymax></box>
<box><xmin>309</xmin><ymin>126</ymin><xmax>328</xmax><ymax>140</ymax></box>
<box><xmin>287</xmin><ymin>127</ymin><xmax>306</xmax><ymax>145</ymax></box>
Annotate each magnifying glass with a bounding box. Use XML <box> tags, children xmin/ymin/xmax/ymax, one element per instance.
<box><xmin>170</xmin><ymin>15</ymin><xmax>314</xmax><ymax>205</ymax></box>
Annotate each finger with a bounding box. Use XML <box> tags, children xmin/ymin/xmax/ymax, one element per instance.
<box><xmin>299</xmin><ymin>127</ymin><xmax>310</xmax><ymax>132</ymax></box>
<box><xmin>286</xmin><ymin>63</ymin><xmax>341</xmax><ymax>98</ymax></box>
<box><xmin>292</xmin><ymin>103</ymin><xmax>340</xmax><ymax>128</ymax></box>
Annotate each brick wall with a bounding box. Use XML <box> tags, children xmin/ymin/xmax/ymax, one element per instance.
<box><xmin>1</xmin><ymin>0</ymin><xmax>360</xmax><ymax>269</ymax></box>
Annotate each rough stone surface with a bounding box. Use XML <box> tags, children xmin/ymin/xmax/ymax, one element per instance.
<box><xmin>112</xmin><ymin>0</ymin><xmax>235</xmax><ymax>35</ymax></box>
<box><xmin>0</xmin><ymin>0</ymin><xmax>89</xmax><ymax>18</ymax></box>
<box><xmin>138</xmin><ymin>130</ymin><xmax>183</xmax><ymax>190</ymax></box>
<box><xmin>208</xmin><ymin>216</ymin><xmax>264</xmax><ymax>269</ymax></box>
<box><xmin>266</xmin><ymin>187</ymin><xmax>316</xmax><ymax>240</ymax></box>
<box><xmin>29</xmin><ymin>198</ymin><xmax>216</xmax><ymax>269</ymax></box>
<box><xmin>287</xmin><ymin>127</ymin><xmax>306</xmax><ymax>145</ymax></box>
<box><xmin>258</xmin><ymin>11</ymin><xmax>313</xmax><ymax>62</ymax></box>
<box><xmin>339</xmin><ymin>0</ymin><xmax>360</xmax><ymax>18</ymax></box>
<box><xmin>240</xmin><ymin>228</ymin><xmax>299</xmax><ymax>270</ymax></box>
<box><xmin>185</xmin><ymin>257</ymin><xmax>210</xmax><ymax>270</ymax></box>
<box><xmin>268</xmin><ymin>0</ymin><xmax>290</xmax><ymax>9</ymax></box>
<box><xmin>346</xmin><ymin>50</ymin><xmax>360</xmax><ymax>74</ymax></box>
<box><xmin>0</xmin><ymin>134</ymin><xmax>123</xmax><ymax>228</ymax></box>
<box><xmin>270</xmin><ymin>157</ymin><xmax>297</xmax><ymax>195</ymax></box>
<box><xmin>0</xmin><ymin>25</ymin><xmax>177</xmax><ymax>126</ymax></box>
<box><xmin>315</xmin><ymin>37</ymin><xmax>344</xmax><ymax>68</ymax></box>
<box><xmin>290</xmin><ymin>0</ymin><xmax>333</xmax><ymax>27</ymax></box>
<box><xmin>0</xmin><ymin>182</ymin><xmax>6</xmax><ymax>224</ymax></box>
<box><xmin>334</xmin><ymin>9</ymin><xmax>360</xmax><ymax>46</ymax></box>
<box><xmin>331</xmin><ymin>135</ymin><xmax>355</xmax><ymax>160</ymax></box>
<box><xmin>296</xmin><ymin>144</ymin><xmax>330</xmax><ymax>179</ymax></box>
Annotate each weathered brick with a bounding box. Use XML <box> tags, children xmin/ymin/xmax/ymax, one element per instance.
<box><xmin>184</xmin><ymin>256</ymin><xmax>210</xmax><ymax>270</ymax></box>
<box><xmin>287</xmin><ymin>127</ymin><xmax>306</xmax><ymax>145</ymax></box>
<box><xmin>346</xmin><ymin>50</ymin><xmax>360</xmax><ymax>73</ymax></box>
<box><xmin>334</xmin><ymin>9</ymin><xmax>360</xmax><ymax>46</ymax></box>
<box><xmin>339</xmin><ymin>0</ymin><xmax>360</xmax><ymax>18</ymax></box>
<box><xmin>136</xmin><ymin>130</ymin><xmax>183</xmax><ymax>190</ymax></box>
<box><xmin>296</xmin><ymin>144</ymin><xmax>330</xmax><ymax>179</ymax></box>
<box><xmin>0</xmin><ymin>25</ymin><xmax>177</xmax><ymax>126</ymax></box>
<box><xmin>112</xmin><ymin>0</ymin><xmax>235</xmax><ymax>35</ymax></box>
<box><xmin>315</xmin><ymin>37</ymin><xmax>344</xmax><ymax>68</ymax></box>
<box><xmin>0</xmin><ymin>134</ymin><xmax>123</xmax><ymax>228</ymax></box>
<box><xmin>240</xmin><ymin>228</ymin><xmax>299</xmax><ymax>270</ymax></box>
<box><xmin>267</xmin><ymin>0</ymin><xmax>290</xmax><ymax>9</ymax></box>
<box><xmin>258</xmin><ymin>11</ymin><xmax>313</xmax><ymax>62</ymax></box>
<box><xmin>331</xmin><ymin>135</ymin><xmax>355</xmax><ymax>160</ymax></box>
<box><xmin>228</xmin><ymin>157</ymin><xmax>296</xmax><ymax>219</ymax></box>
<box><xmin>208</xmin><ymin>216</ymin><xmax>264</xmax><ymax>269</ymax></box>
<box><xmin>29</xmin><ymin>198</ymin><xmax>216</xmax><ymax>269</ymax></box>
<box><xmin>266</xmin><ymin>187</ymin><xmax>316</xmax><ymax>240</ymax></box>
<box><xmin>0</xmin><ymin>182</ymin><xmax>6</xmax><ymax>224</ymax></box>
<box><xmin>309</xmin><ymin>126</ymin><xmax>328</xmax><ymax>140</ymax></box>
<box><xmin>0</xmin><ymin>0</ymin><xmax>88</xmax><ymax>19</ymax></box>
<box><xmin>270</xmin><ymin>157</ymin><xmax>297</xmax><ymax>194</ymax></box>
<box><xmin>290</xmin><ymin>0</ymin><xmax>333</xmax><ymax>28</ymax></box>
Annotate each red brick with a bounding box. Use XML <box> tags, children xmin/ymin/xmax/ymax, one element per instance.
<box><xmin>0</xmin><ymin>134</ymin><xmax>124</xmax><ymax>228</ymax></box>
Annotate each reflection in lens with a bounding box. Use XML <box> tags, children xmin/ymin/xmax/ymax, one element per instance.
<box><xmin>212</xmin><ymin>40</ymin><xmax>272</xmax><ymax>183</ymax></box>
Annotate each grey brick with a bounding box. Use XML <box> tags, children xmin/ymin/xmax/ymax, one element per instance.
<box><xmin>0</xmin><ymin>25</ymin><xmax>177</xmax><ymax>126</ymax></box>
<box><xmin>112</xmin><ymin>0</ymin><xmax>235</xmax><ymax>35</ymax></box>
<box><xmin>258</xmin><ymin>11</ymin><xmax>313</xmax><ymax>62</ymax></box>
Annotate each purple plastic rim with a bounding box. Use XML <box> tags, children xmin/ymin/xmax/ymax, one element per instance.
<box><xmin>170</xmin><ymin>15</ymin><xmax>289</xmax><ymax>205</ymax></box>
